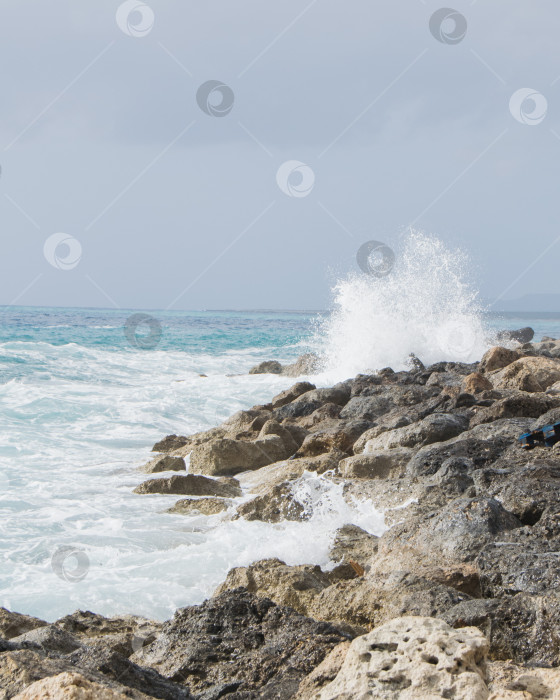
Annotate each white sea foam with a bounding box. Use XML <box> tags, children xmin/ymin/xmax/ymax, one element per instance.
<box><xmin>315</xmin><ymin>231</ymin><xmax>493</xmax><ymax>379</ymax></box>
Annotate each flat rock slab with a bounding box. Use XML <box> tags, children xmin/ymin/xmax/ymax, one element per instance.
<box><xmin>166</xmin><ymin>497</ymin><xmax>229</xmax><ymax>515</ymax></box>
<box><xmin>134</xmin><ymin>474</ymin><xmax>241</xmax><ymax>498</ymax></box>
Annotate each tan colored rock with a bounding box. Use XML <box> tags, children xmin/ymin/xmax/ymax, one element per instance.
<box><xmin>490</xmin><ymin>356</ymin><xmax>560</xmax><ymax>393</ymax></box>
<box><xmin>486</xmin><ymin>661</ymin><xmax>560</xmax><ymax>699</ymax></box>
<box><xmin>139</xmin><ymin>455</ymin><xmax>185</xmax><ymax>473</ymax></box>
<box><xmin>0</xmin><ymin>608</ymin><xmax>47</xmax><ymax>639</ymax></box>
<box><xmin>133</xmin><ymin>473</ymin><xmax>241</xmax><ymax>497</ymax></box>
<box><xmin>189</xmin><ymin>435</ymin><xmax>290</xmax><ymax>476</ymax></box>
<box><xmin>12</xmin><ymin>672</ymin><xmax>130</xmax><ymax>700</ymax></box>
<box><xmin>479</xmin><ymin>346</ymin><xmax>522</xmax><ymax>373</ymax></box>
<box><xmin>258</xmin><ymin>419</ymin><xmax>300</xmax><ymax>453</ymax></box>
<box><xmin>213</xmin><ymin>558</ymin><xmax>332</xmax><ymax>614</ymax></box>
<box><xmin>311</xmin><ymin>616</ymin><xmax>489</xmax><ymax>700</ymax></box>
<box><xmin>270</xmin><ymin>382</ymin><xmax>316</xmax><ymax>408</ymax></box>
<box><xmin>363</xmin><ymin>413</ymin><xmax>468</xmax><ymax>452</ymax></box>
<box><xmin>235</xmin><ymin>482</ymin><xmax>307</xmax><ymax>522</ymax></box>
<box><xmin>166</xmin><ymin>497</ymin><xmax>229</xmax><ymax>515</ymax></box>
<box><xmin>329</xmin><ymin>524</ymin><xmax>378</xmax><ymax>570</ymax></box>
<box><xmin>546</xmin><ymin>380</ymin><xmax>560</xmax><ymax>396</ymax></box>
<box><xmin>462</xmin><ymin>372</ymin><xmax>493</xmax><ymax>394</ymax></box>
<box><xmin>340</xmin><ymin>449</ymin><xmax>412</xmax><ymax>479</ymax></box>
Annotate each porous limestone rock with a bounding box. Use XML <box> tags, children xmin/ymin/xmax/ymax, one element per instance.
<box><xmin>166</xmin><ymin>497</ymin><xmax>229</xmax><ymax>515</ymax></box>
<box><xmin>311</xmin><ymin>616</ymin><xmax>489</xmax><ymax>700</ymax></box>
<box><xmin>490</xmin><ymin>356</ymin><xmax>560</xmax><ymax>393</ymax></box>
<box><xmin>139</xmin><ymin>455</ymin><xmax>186</xmax><ymax>474</ymax></box>
<box><xmin>189</xmin><ymin>435</ymin><xmax>291</xmax><ymax>476</ymax></box>
<box><xmin>479</xmin><ymin>347</ymin><xmax>522</xmax><ymax>374</ymax></box>
<box><xmin>133</xmin><ymin>474</ymin><xmax>241</xmax><ymax>497</ymax></box>
<box><xmin>339</xmin><ymin>449</ymin><xmax>412</xmax><ymax>479</ymax></box>
<box><xmin>462</xmin><ymin>372</ymin><xmax>493</xmax><ymax>394</ymax></box>
<box><xmin>12</xmin><ymin>672</ymin><xmax>132</xmax><ymax>700</ymax></box>
<box><xmin>363</xmin><ymin>413</ymin><xmax>469</xmax><ymax>452</ymax></box>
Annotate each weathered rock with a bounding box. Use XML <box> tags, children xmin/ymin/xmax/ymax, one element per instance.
<box><xmin>270</xmin><ymin>382</ymin><xmax>316</xmax><ymax>409</ymax></box>
<box><xmin>546</xmin><ymin>380</ymin><xmax>560</xmax><ymax>395</ymax></box>
<box><xmin>166</xmin><ymin>497</ymin><xmax>229</xmax><ymax>515</ymax></box>
<box><xmin>329</xmin><ymin>525</ymin><xmax>379</xmax><ymax>570</ymax></box>
<box><xmin>235</xmin><ymin>481</ymin><xmax>306</xmax><ymax>522</ymax></box>
<box><xmin>139</xmin><ymin>455</ymin><xmax>186</xmax><ymax>474</ymax></box>
<box><xmin>282</xmin><ymin>353</ymin><xmax>322</xmax><ymax>377</ymax></box>
<box><xmin>377</xmin><ymin>497</ymin><xmax>521</xmax><ymax>569</ymax></box>
<box><xmin>490</xmin><ymin>356</ymin><xmax>560</xmax><ymax>392</ymax></box>
<box><xmin>11</xmin><ymin>672</ymin><xmax>133</xmax><ymax>700</ymax></box>
<box><xmin>338</xmin><ymin>395</ymin><xmax>393</xmax><ymax>421</ymax></box>
<box><xmin>497</xmin><ymin>327</ymin><xmax>534</xmax><ymax>344</ymax></box>
<box><xmin>406</xmin><ymin>418</ymin><xmax>532</xmax><ymax>478</ymax></box>
<box><xmin>0</xmin><ymin>608</ymin><xmax>47</xmax><ymax>640</ymax></box>
<box><xmin>352</xmin><ymin>412</ymin><xmax>415</xmax><ymax>454</ymax></box>
<box><xmin>213</xmin><ymin>559</ymin><xmax>332</xmax><ymax>614</ymax></box>
<box><xmin>486</xmin><ymin>662</ymin><xmax>560</xmax><ymax>699</ymax></box>
<box><xmin>339</xmin><ymin>449</ymin><xmax>412</xmax><ymax>479</ymax></box>
<box><xmin>258</xmin><ymin>419</ymin><xmax>300</xmax><ymax>453</ymax></box>
<box><xmin>249</xmin><ymin>360</ymin><xmax>283</xmax><ymax>374</ymax></box>
<box><xmin>151</xmin><ymin>434</ymin><xmax>189</xmax><ymax>453</ymax></box>
<box><xmin>133</xmin><ymin>474</ymin><xmax>241</xmax><ymax>497</ymax></box>
<box><xmin>11</xmin><ymin>625</ymin><xmax>82</xmax><ymax>655</ymax></box>
<box><xmin>299</xmin><ymin>403</ymin><xmax>342</xmax><ymax>428</ymax></box>
<box><xmin>462</xmin><ymin>372</ymin><xmax>493</xmax><ymax>394</ymax></box>
<box><xmin>294</xmin><ymin>642</ymin><xmax>350</xmax><ymax>699</ymax></box>
<box><xmin>479</xmin><ymin>346</ymin><xmax>522</xmax><ymax>373</ymax></box>
<box><xmin>311</xmin><ymin>616</ymin><xmax>489</xmax><ymax>700</ymax></box>
<box><xmin>189</xmin><ymin>435</ymin><xmax>291</xmax><ymax>476</ymax></box>
<box><xmin>296</xmin><ymin>420</ymin><xmax>372</xmax><ymax>457</ymax></box>
<box><xmin>469</xmin><ymin>393</ymin><xmax>559</xmax><ymax>426</ymax></box>
<box><xmin>133</xmin><ymin>588</ymin><xmax>347</xmax><ymax>698</ymax></box>
<box><xmin>364</xmin><ymin>413</ymin><xmax>469</xmax><ymax>452</ymax></box>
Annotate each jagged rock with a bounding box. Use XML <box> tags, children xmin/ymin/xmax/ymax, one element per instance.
<box><xmin>213</xmin><ymin>558</ymin><xmax>332</xmax><ymax>614</ymax></box>
<box><xmin>189</xmin><ymin>435</ymin><xmax>291</xmax><ymax>476</ymax></box>
<box><xmin>479</xmin><ymin>347</ymin><xmax>522</xmax><ymax>374</ymax></box>
<box><xmin>338</xmin><ymin>395</ymin><xmax>393</xmax><ymax>421</ymax></box>
<box><xmin>445</xmin><ymin>593</ymin><xmax>560</xmax><ymax>666</ymax></box>
<box><xmin>11</xmin><ymin>672</ymin><xmax>133</xmax><ymax>700</ymax></box>
<box><xmin>0</xmin><ymin>608</ymin><xmax>47</xmax><ymax>640</ymax></box>
<box><xmin>352</xmin><ymin>413</ymin><xmax>415</xmax><ymax>454</ymax></box>
<box><xmin>166</xmin><ymin>498</ymin><xmax>229</xmax><ymax>515</ymax></box>
<box><xmin>339</xmin><ymin>449</ymin><xmax>412</xmax><ymax>479</ymax></box>
<box><xmin>486</xmin><ymin>663</ymin><xmax>560</xmax><ymax>699</ymax></box>
<box><xmin>469</xmin><ymin>393</ymin><xmax>560</xmax><ymax>427</ymax></box>
<box><xmin>329</xmin><ymin>525</ymin><xmax>379</xmax><ymax>570</ymax></box>
<box><xmin>132</xmin><ymin>588</ymin><xmax>347</xmax><ymax>698</ymax></box>
<box><xmin>490</xmin><ymin>356</ymin><xmax>560</xmax><ymax>392</ymax></box>
<box><xmin>310</xmin><ymin>616</ymin><xmax>489</xmax><ymax>700</ymax></box>
<box><xmin>271</xmin><ymin>382</ymin><xmax>316</xmax><ymax>409</ymax></box>
<box><xmin>151</xmin><ymin>434</ymin><xmax>189</xmax><ymax>453</ymax></box>
<box><xmin>283</xmin><ymin>353</ymin><xmax>322</xmax><ymax>377</ymax></box>
<box><xmin>139</xmin><ymin>455</ymin><xmax>186</xmax><ymax>474</ymax></box>
<box><xmin>274</xmin><ymin>386</ymin><xmax>350</xmax><ymax>421</ymax></box>
<box><xmin>406</xmin><ymin>418</ymin><xmax>532</xmax><ymax>477</ymax></box>
<box><xmin>377</xmin><ymin>498</ymin><xmax>522</xmax><ymax>570</ymax></box>
<box><xmin>235</xmin><ymin>482</ymin><xmax>306</xmax><ymax>522</ymax></box>
<box><xmin>546</xmin><ymin>380</ymin><xmax>560</xmax><ymax>395</ymax></box>
<box><xmin>363</xmin><ymin>413</ymin><xmax>469</xmax><ymax>452</ymax></box>
<box><xmin>296</xmin><ymin>420</ymin><xmax>372</xmax><ymax>457</ymax></box>
<box><xmin>299</xmin><ymin>403</ymin><xmax>342</xmax><ymax>428</ymax></box>
<box><xmin>258</xmin><ymin>419</ymin><xmax>300</xmax><ymax>453</ymax></box>
<box><xmin>294</xmin><ymin>642</ymin><xmax>350</xmax><ymax>699</ymax></box>
<box><xmin>462</xmin><ymin>372</ymin><xmax>493</xmax><ymax>394</ymax></box>
<box><xmin>134</xmin><ymin>474</ymin><xmax>241</xmax><ymax>497</ymax></box>
<box><xmin>249</xmin><ymin>360</ymin><xmax>283</xmax><ymax>374</ymax></box>
<box><xmin>10</xmin><ymin>625</ymin><xmax>82</xmax><ymax>655</ymax></box>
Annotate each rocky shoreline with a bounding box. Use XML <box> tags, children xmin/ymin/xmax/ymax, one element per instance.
<box><xmin>3</xmin><ymin>335</ymin><xmax>560</xmax><ymax>698</ymax></box>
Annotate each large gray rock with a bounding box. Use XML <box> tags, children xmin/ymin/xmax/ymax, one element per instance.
<box><xmin>133</xmin><ymin>474</ymin><xmax>241</xmax><ymax>497</ymax></box>
<box><xmin>296</xmin><ymin>420</ymin><xmax>373</xmax><ymax>457</ymax></box>
<box><xmin>312</xmin><ymin>616</ymin><xmax>489</xmax><ymax>700</ymax></box>
<box><xmin>189</xmin><ymin>435</ymin><xmax>291</xmax><ymax>476</ymax></box>
<box><xmin>339</xmin><ymin>395</ymin><xmax>393</xmax><ymax>421</ymax></box>
<box><xmin>270</xmin><ymin>382</ymin><xmax>316</xmax><ymax>408</ymax></box>
<box><xmin>363</xmin><ymin>413</ymin><xmax>469</xmax><ymax>452</ymax></box>
<box><xmin>469</xmin><ymin>392</ymin><xmax>560</xmax><ymax>426</ymax></box>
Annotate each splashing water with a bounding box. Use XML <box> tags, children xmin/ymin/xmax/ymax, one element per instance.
<box><xmin>316</xmin><ymin>231</ymin><xmax>492</xmax><ymax>378</ymax></box>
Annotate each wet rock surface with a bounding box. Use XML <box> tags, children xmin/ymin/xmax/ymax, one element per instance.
<box><xmin>6</xmin><ymin>336</ymin><xmax>560</xmax><ymax>698</ymax></box>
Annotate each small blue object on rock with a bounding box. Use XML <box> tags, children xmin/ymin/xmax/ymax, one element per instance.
<box><xmin>519</xmin><ymin>422</ymin><xmax>560</xmax><ymax>449</ymax></box>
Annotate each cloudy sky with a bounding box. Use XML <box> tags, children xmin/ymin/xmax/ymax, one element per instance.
<box><xmin>1</xmin><ymin>0</ymin><xmax>559</xmax><ymax>310</ymax></box>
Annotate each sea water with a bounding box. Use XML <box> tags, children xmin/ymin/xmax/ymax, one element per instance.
<box><xmin>1</xmin><ymin>250</ymin><xmax>560</xmax><ymax>622</ymax></box>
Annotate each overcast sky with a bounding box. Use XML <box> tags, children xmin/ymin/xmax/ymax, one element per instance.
<box><xmin>1</xmin><ymin>0</ymin><xmax>559</xmax><ymax>311</ymax></box>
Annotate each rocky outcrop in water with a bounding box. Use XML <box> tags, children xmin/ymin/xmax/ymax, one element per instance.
<box><xmin>4</xmin><ymin>333</ymin><xmax>560</xmax><ymax>698</ymax></box>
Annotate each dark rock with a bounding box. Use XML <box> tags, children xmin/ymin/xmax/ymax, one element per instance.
<box><xmin>338</xmin><ymin>395</ymin><xmax>393</xmax><ymax>421</ymax></box>
<box><xmin>140</xmin><ymin>455</ymin><xmax>186</xmax><ymax>474</ymax></box>
<box><xmin>11</xmin><ymin>625</ymin><xmax>82</xmax><ymax>655</ymax></box>
<box><xmin>249</xmin><ymin>360</ymin><xmax>283</xmax><ymax>375</ymax></box>
<box><xmin>0</xmin><ymin>608</ymin><xmax>47</xmax><ymax>640</ymax></box>
<box><xmin>469</xmin><ymin>392</ymin><xmax>560</xmax><ymax>427</ymax></box>
<box><xmin>166</xmin><ymin>498</ymin><xmax>229</xmax><ymax>515</ymax></box>
<box><xmin>295</xmin><ymin>420</ymin><xmax>373</xmax><ymax>457</ymax></box>
<box><xmin>270</xmin><ymin>382</ymin><xmax>316</xmax><ymax>409</ymax></box>
<box><xmin>497</xmin><ymin>327</ymin><xmax>535</xmax><ymax>344</ymax></box>
<box><xmin>134</xmin><ymin>588</ymin><xmax>348</xmax><ymax>699</ymax></box>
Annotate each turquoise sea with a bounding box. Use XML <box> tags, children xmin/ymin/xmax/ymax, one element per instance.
<box><xmin>1</xmin><ymin>306</ymin><xmax>559</xmax><ymax>622</ymax></box>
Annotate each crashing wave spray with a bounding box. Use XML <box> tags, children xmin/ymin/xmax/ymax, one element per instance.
<box><xmin>316</xmin><ymin>231</ymin><xmax>492</xmax><ymax>378</ymax></box>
